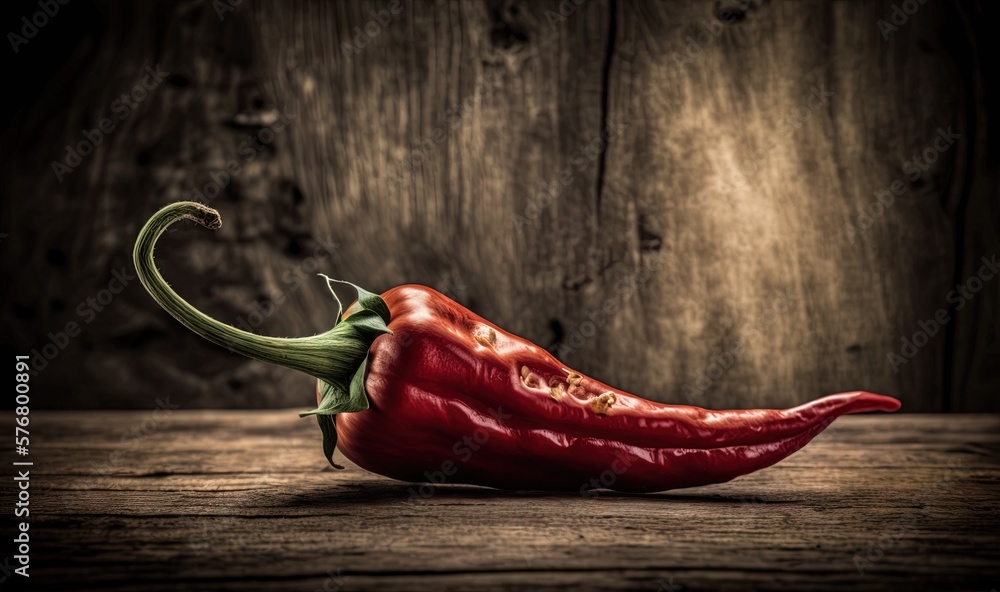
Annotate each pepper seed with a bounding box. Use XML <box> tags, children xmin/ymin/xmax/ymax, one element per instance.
<box><xmin>588</xmin><ymin>392</ymin><xmax>617</xmax><ymax>415</ymax></box>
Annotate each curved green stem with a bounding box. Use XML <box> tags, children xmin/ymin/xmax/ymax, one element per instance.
<box><xmin>132</xmin><ymin>201</ymin><xmax>388</xmax><ymax>388</ymax></box>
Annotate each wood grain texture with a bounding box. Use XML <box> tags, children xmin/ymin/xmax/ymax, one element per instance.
<box><xmin>1</xmin><ymin>0</ymin><xmax>997</xmax><ymax>411</ymax></box>
<box><xmin>7</xmin><ymin>410</ymin><xmax>999</xmax><ymax>591</ymax></box>
<box><xmin>1</xmin><ymin>0</ymin><xmax>316</xmax><ymax>408</ymax></box>
<box><xmin>595</xmin><ymin>0</ymin><xmax>963</xmax><ymax>411</ymax></box>
<box><xmin>250</xmin><ymin>0</ymin><xmax>615</xmax><ymax>377</ymax></box>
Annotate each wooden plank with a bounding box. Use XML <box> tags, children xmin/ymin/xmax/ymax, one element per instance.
<box><xmin>5</xmin><ymin>411</ymin><xmax>998</xmax><ymax>591</ymax></box>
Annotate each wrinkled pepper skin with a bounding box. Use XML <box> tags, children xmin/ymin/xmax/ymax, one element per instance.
<box><xmin>334</xmin><ymin>285</ymin><xmax>901</xmax><ymax>493</ymax></box>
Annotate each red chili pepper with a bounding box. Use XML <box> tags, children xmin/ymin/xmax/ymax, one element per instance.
<box><xmin>134</xmin><ymin>202</ymin><xmax>901</xmax><ymax>493</ymax></box>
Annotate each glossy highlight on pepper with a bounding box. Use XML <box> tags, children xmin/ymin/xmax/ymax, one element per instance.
<box><xmin>133</xmin><ymin>201</ymin><xmax>901</xmax><ymax>493</ymax></box>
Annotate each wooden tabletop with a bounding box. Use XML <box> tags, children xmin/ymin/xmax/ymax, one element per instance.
<box><xmin>14</xmin><ymin>411</ymin><xmax>1000</xmax><ymax>591</ymax></box>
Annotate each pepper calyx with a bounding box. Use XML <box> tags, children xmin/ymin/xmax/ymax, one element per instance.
<box><xmin>300</xmin><ymin>356</ymin><xmax>372</xmax><ymax>468</ymax></box>
<box><xmin>300</xmin><ymin>358</ymin><xmax>371</xmax><ymax>416</ymax></box>
<box><xmin>300</xmin><ymin>277</ymin><xmax>389</xmax><ymax>468</ymax></box>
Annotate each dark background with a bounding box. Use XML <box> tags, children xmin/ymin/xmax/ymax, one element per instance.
<box><xmin>1</xmin><ymin>0</ymin><xmax>997</xmax><ymax>412</ymax></box>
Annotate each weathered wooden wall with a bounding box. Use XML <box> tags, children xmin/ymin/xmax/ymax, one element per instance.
<box><xmin>1</xmin><ymin>0</ymin><xmax>997</xmax><ymax>411</ymax></box>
